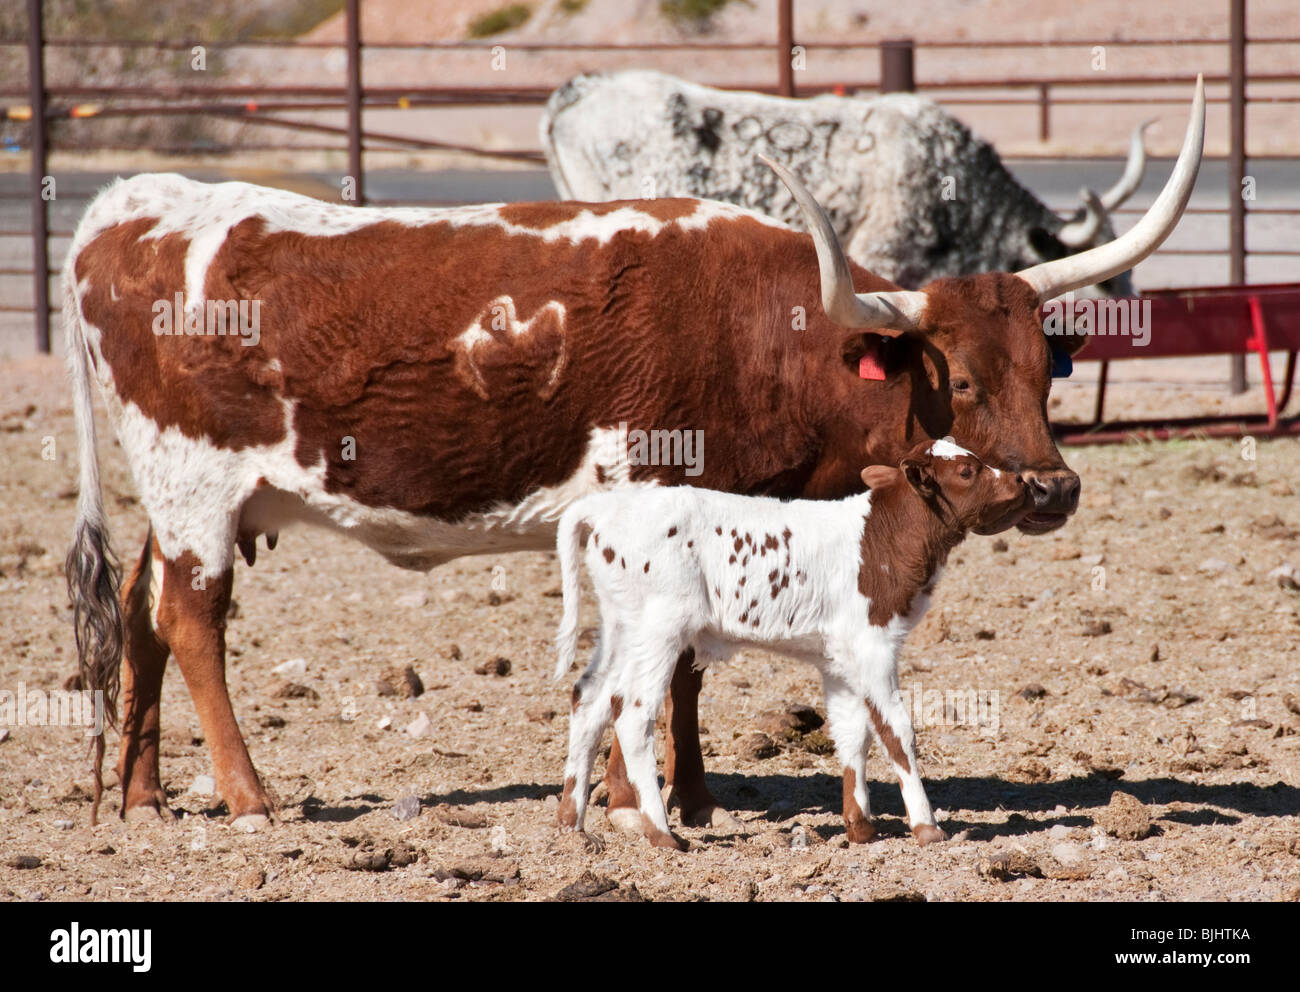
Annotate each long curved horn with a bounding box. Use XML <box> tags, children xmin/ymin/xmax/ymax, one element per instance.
<box><xmin>760</xmin><ymin>154</ymin><xmax>927</xmax><ymax>333</ymax></box>
<box><xmin>1056</xmin><ymin>188</ymin><xmax>1105</xmax><ymax>248</ymax></box>
<box><xmin>1099</xmin><ymin>118</ymin><xmax>1156</xmax><ymax>211</ymax></box>
<box><xmin>1017</xmin><ymin>75</ymin><xmax>1203</xmax><ymax>303</ymax></box>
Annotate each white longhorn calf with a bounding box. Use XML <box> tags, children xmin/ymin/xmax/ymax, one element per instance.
<box><xmin>553</xmin><ymin>439</ymin><xmax>1029</xmax><ymax>849</ymax></box>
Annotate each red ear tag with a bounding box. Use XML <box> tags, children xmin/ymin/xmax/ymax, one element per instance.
<box><xmin>858</xmin><ymin>336</ymin><xmax>886</xmax><ymax>380</ymax></box>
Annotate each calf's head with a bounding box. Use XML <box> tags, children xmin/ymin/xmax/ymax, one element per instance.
<box><xmin>761</xmin><ymin>76</ymin><xmax>1203</xmax><ymax>535</ymax></box>
<box><xmin>867</xmin><ymin>440</ymin><xmax>1031</xmax><ymax>536</ymax></box>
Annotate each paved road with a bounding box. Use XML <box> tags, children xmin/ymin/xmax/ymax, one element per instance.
<box><xmin>2</xmin><ymin>160</ymin><xmax>1297</xmax><ymax>359</ymax></box>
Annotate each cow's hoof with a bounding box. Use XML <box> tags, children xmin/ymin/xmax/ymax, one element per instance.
<box><xmin>681</xmin><ymin>803</ymin><xmax>745</xmax><ymax>833</ymax></box>
<box><xmin>912</xmin><ymin>823</ymin><xmax>947</xmax><ymax>846</ymax></box>
<box><xmin>124</xmin><ymin>801</ymin><xmax>175</xmax><ymax>825</ymax></box>
<box><xmin>605</xmin><ymin>805</ymin><xmax>645</xmax><ymax>835</ymax></box>
<box><xmin>231</xmin><ymin>812</ymin><xmax>271</xmax><ymax>833</ymax></box>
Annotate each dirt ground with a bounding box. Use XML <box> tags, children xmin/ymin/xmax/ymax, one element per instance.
<box><xmin>1</xmin><ymin>355</ymin><xmax>1298</xmax><ymax>902</ymax></box>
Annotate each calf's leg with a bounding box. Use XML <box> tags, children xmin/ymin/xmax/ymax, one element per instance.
<box><xmin>559</xmin><ymin>641</ymin><xmax>616</xmax><ymax>842</ymax></box>
<box><xmin>613</xmin><ymin>693</ymin><xmax>684</xmax><ymax>851</ymax></box>
<box><xmin>608</xmin><ymin>647</ymin><xmax>740</xmax><ymax>833</ymax></box>
<box><xmin>610</xmin><ymin>637</ymin><xmax>687</xmax><ymax>850</ymax></box>
<box><xmin>822</xmin><ymin>671</ymin><xmax>877</xmax><ymax>843</ymax></box>
<box><xmin>602</xmin><ymin>738</ymin><xmax>641</xmax><ymax>830</ymax></box>
<box><xmin>864</xmin><ymin>672</ymin><xmax>944</xmax><ymax>845</ymax></box>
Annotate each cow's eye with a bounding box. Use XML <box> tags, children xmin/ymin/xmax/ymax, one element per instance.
<box><xmin>960</xmin><ymin>464</ymin><xmax>975</xmax><ymax>479</ymax></box>
<box><xmin>952</xmin><ymin>378</ymin><xmax>971</xmax><ymax>393</ymax></box>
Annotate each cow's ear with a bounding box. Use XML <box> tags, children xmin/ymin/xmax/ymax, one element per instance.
<box><xmin>860</xmin><ymin>465</ymin><xmax>900</xmax><ymax>491</ymax></box>
<box><xmin>901</xmin><ymin>459</ymin><xmax>938</xmax><ymax>499</ymax></box>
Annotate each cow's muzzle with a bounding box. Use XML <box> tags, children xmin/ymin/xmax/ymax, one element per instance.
<box><xmin>1016</xmin><ymin>468</ymin><xmax>1081</xmax><ymax>534</ymax></box>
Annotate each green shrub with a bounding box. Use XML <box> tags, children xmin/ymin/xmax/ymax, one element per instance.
<box><xmin>660</xmin><ymin>0</ymin><xmax>749</xmax><ymax>30</ymax></box>
<box><xmin>468</xmin><ymin>3</ymin><xmax>533</xmax><ymax>38</ymax></box>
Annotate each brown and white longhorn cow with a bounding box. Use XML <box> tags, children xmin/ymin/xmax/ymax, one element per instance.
<box><xmin>65</xmin><ymin>80</ymin><xmax>1203</xmax><ymax>836</ymax></box>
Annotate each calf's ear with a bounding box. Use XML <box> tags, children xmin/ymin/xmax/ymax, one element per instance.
<box><xmin>901</xmin><ymin>459</ymin><xmax>939</xmax><ymax>499</ymax></box>
<box><xmin>860</xmin><ymin>465</ymin><xmax>900</xmax><ymax>490</ymax></box>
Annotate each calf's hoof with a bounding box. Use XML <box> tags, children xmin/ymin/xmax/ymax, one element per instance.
<box><xmin>844</xmin><ymin>817</ymin><xmax>877</xmax><ymax>844</ymax></box>
<box><xmin>641</xmin><ymin>817</ymin><xmax>688</xmax><ymax>852</ymax></box>
<box><xmin>912</xmin><ymin>823</ymin><xmax>947</xmax><ymax>846</ymax></box>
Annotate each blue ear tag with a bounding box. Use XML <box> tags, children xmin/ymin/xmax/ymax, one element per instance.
<box><xmin>1050</xmin><ymin>345</ymin><xmax>1073</xmax><ymax>379</ymax></box>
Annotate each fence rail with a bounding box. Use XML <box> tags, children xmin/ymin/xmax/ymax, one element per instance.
<box><xmin>5</xmin><ymin>0</ymin><xmax>1295</xmax><ymax>361</ymax></box>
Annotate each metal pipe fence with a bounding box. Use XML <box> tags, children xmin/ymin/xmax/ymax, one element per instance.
<box><xmin>3</xmin><ymin>0</ymin><xmax>1296</xmax><ymax>353</ymax></box>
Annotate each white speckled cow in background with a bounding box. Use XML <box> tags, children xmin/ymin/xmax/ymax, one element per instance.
<box><xmin>553</xmin><ymin>439</ymin><xmax>1030</xmax><ymax>849</ymax></box>
<box><xmin>542</xmin><ymin>69</ymin><xmax>1152</xmax><ymax>298</ymax></box>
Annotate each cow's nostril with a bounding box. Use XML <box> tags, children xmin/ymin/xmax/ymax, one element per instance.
<box><xmin>1024</xmin><ymin>475</ymin><xmax>1052</xmax><ymax>507</ymax></box>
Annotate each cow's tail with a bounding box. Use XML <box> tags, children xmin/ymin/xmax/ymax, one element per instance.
<box><xmin>63</xmin><ymin>273</ymin><xmax>124</xmax><ymax>755</ymax></box>
<box><xmin>552</xmin><ymin>504</ymin><xmax>591</xmax><ymax>680</ymax></box>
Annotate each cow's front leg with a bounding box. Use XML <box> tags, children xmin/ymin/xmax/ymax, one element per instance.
<box><xmin>155</xmin><ymin>552</ymin><xmax>274</xmax><ymax>831</ymax></box>
<box><xmin>661</xmin><ymin>650</ymin><xmax>743</xmax><ymax>830</ymax></box>
<box><xmin>864</xmin><ymin>678</ymin><xmax>944</xmax><ymax>846</ymax></box>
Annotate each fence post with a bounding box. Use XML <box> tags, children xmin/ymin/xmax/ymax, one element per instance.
<box><xmin>27</xmin><ymin>0</ymin><xmax>50</xmax><ymax>354</ymax></box>
<box><xmin>1228</xmin><ymin>0</ymin><xmax>1247</xmax><ymax>393</ymax></box>
<box><xmin>345</xmin><ymin>0</ymin><xmax>365</xmax><ymax>205</ymax></box>
<box><xmin>1038</xmin><ymin>82</ymin><xmax>1051</xmax><ymax>142</ymax></box>
<box><xmin>777</xmin><ymin>0</ymin><xmax>794</xmax><ymax>97</ymax></box>
<box><xmin>880</xmin><ymin>39</ymin><xmax>915</xmax><ymax>93</ymax></box>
